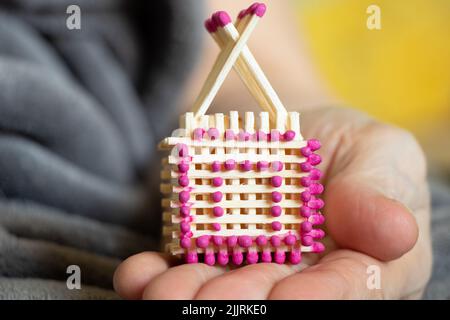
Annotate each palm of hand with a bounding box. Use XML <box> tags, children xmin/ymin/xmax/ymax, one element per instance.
<box><xmin>114</xmin><ymin>108</ymin><xmax>431</xmax><ymax>299</ymax></box>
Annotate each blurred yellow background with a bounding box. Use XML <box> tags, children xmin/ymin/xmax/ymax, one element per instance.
<box><xmin>295</xmin><ymin>0</ymin><xmax>450</xmax><ymax>170</ymax></box>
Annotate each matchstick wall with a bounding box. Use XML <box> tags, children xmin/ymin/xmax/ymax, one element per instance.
<box><xmin>159</xmin><ymin>3</ymin><xmax>325</xmax><ymax>266</ymax></box>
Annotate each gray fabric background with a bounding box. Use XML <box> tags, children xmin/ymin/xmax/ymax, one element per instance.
<box><xmin>0</xmin><ymin>0</ymin><xmax>448</xmax><ymax>300</ymax></box>
<box><xmin>0</xmin><ymin>0</ymin><xmax>203</xmax><ymax>299</ymax></box>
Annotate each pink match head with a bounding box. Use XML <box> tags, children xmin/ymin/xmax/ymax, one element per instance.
<box><xmin>204</xmin><ymin>252</ymin><xmax>216</xmax><ymax>266</ymax></box>
<box><xmin>299</xmin><ymin>205</ymin><xmax>312</xmax><ymax>218</ymax></box>
<box><xmin>310</xmin><ymin>213</ymin><xmax>326</xmax><ymax>225</ymax></box>
<box><xmin>301</xmin><ymin>190</ymin><xmax>311</xmax><ymax>202</ymax></box>
<box><xmin>283</xmin><ymin>130</ymin><xmax>296</xmax><ymax>141</ymax></box>
<box><xmin>254</xmin><ymin>3</ymin><xmax>267</xmax><ymax>17</ymax></box>
<box><xmin>312</xmin><ymin>242</ymin><xmax>325</xmax><ymax>253</ymax></box>
<box><xmin>301</xmin><ymin>221</ymin><xmax>313</xmax><ymax>233</ymax></box>
<box><xmin>255</xmin><ymin>235</ymin><xmax>268</xmax><ymax>246</ymax></box>
<box><xmin>207</xmin><ymin>128</ymin><xmax>220</xmax><ymax>140</ymax></box>
<box><xmin>212</xmin><ymin>11</ymin><xmax>232</xmax><ymax>27</ymax></box>
<box><xmin>271</xmin><ymin>161</ymin><xmax>284</xmax><ymax>172</ymax></box>
<box><xmin>177</xmin><ymin>162</ymin><xmax>189</xmax><ymax>173</ymax></box>
<box><xmin>204</xmin><ymin>18</ymin><xmax>217</xmax><ymax>33</ymax></box>
<box><xmin>300</xmin><ymin>162</ymin><xmax>312</xmax><ymax>172</ymax></box>
<box><xmin>212</xmin><ymin>223</ymin><xmax>221</xmax><ymax>231</ymax></box>
<box><xmin>240</xmin><ymin>160</ymin><xmax>253</xmax><ymax>171</ymax></box>
<box><xmin>212</xmin><ymin>177</ymin><xmax>223</xmax><ymax>187</ymax></box>
<box><xmin>178</xmin><ymin>175</ymin><xmax>189</xmax><ymax>187</ymax></box>
<box><xmin>211</xmin><ymin>160</ymin><xmax>221</xmax><ymax>172</ymax></box>
<box><xmin>289</xmin><ymin>250</ymin><xmax>302</xmax><ymax>264</ymax></box>
<box><xmin>310</xmin><ymin>168</ymin><xmax>322</xmax><ymax>180</ymax></box>
<box><xmin>212</xmin><ymin>235</ymin><xmax>224</xmax><ymax>246</ymax></box>
<box><xmin>271</xmin><ymin>191</ymin><xmax>282</xmax><ymax>203</ymax></box>
<box><xmin>300</xmin><ymin>146</ymin><xmax>312</xmax><ymax>157</ymax></box>
<box><xmin>213</xmin><ymin>206</ymin><xmax>224</xmax><ymax>217</ymax></box>
<box><xmin>179</xmin><ymin>191</ymin><xmax>190</xmax><ymax>203</ymax></box>
<box><xmin>270</xmin><ymin>205</ymin><xmax>282</xmax><ymax>217</ymax></box>
<box><xmin>211</xmin><ymin>191</ymin><xmax>223</xmax><ymax>203</ymax></box>
<box><xmin>261</xmin><ymin>250</ymin><xmax>272</xmax><ymax>263</ymax></box>
<box><xmin>232</xmin><ymin>251</ymin><xmax>244</xmax><ymax>265</ymax></box>
<box><xmin>225</xmin><ymin>129</ymin><xmax>235</xmax><ymax>141</ymax></box>
<box><xmin>196</xmin><ymin>235</ymin><xmax>210</xmax><ymax>248</ymax></box>
<box><xmin>193</xmin><ymin>128</ymin><xmax>204</xmax><ymax>141</ymax></box>
<box><xmin>274</xmin><ymin>250</ymin><xmax>286</xmax><ymax>264</ymax></box>
<box><xmin>300</xmin><ymin>176</ymin><xmax>311</xmax><ymax>187</ymax></box>
<box><xmin>308</xmin><ymin>154</ymin><xmax>322</xmax><ymax>166</ymax></box>
<box><xmin>186</xmin><ymin>251</ymin><xmax>198</xmax><ymax>264</ymax></box>
<box><xmin>179</xmin><ymin>205</ymin><xmax>190</xmax><ymax>218</ymax></box>
<box><xmin>217</xmin><ymin>251</ymin><xmax>229</xmax><ymax>266</ymax></box>
<box><xmin>257</xmin><ymin>161</ymin><xmax>269</xmax><ymax>171</ymax></box>
<box><xmin>270</xmin><ymin>235</ymin><xmax>281</xmax><ymax>247</ymax></box>
<box><xmin>180</xmin><ymin>237</ymin><xmax>191</xmax><ymax>249</ymax></box>
<box><xmin>271</xmin><ymin>221</ymin><xmax>282</xmax><ymax>231</ymax></box>
<box><xmin>224</xmin><ymin>159</ymin><xmax>236</xmax><ymax>171</ymax></box>
<box><xmin>284</xmin><ymin>234</ymin><xmax>297</xmax><ymax>246</ymax></box>
<box><xmin>311</xmin><ymin>229</ymin><xmax>325</xmax><ymax>239</ymax></box>
<box><xmin>308</xmin><ymin>198</ymin><xmax>325</xmax><ymax>210</ymax></box>
<box><xmin>310</xmin><ymin>183</ymin><xmax>324</xmax><ymax>195</ymax></box>
<box><xmin>269</xmin><ymin>129</ymin><xmax>281</xmax><ymax>142</ymax></box>
<box><xmin>246</xmin><ymin>251</ymin><xmax>259</xmax><ymax>264</ymax></box>
<box><xmin>271</xmin><ymin>175</ymin><xmax>283</xmax><ymax>187</ymax></box>
<box><xmin>301</xmin><ymin>235</ymin><xmax>313</xmax><ymax>246</ymax></box>
<box><xmin>182</xmin><ymin>231</ymin><xmax>193</xmax><ymax>239</ymax></box>
<box><xmin>238</xmin><ymin>235</ymin><xmax>253</xmax><ymax>248</ymax></box>
<box><xmin>227</xmin><ymin>235</ymin><xmax>238</xmax><ymax>247</ymax></box>
<box><xmin>307</xmin><ymin>139</ymin><xmax>321</xmax><ymax>151</ymax></box>
<box><xmin>247</xmin><ymin>3</ymin><xmax>266</xmax><ymax>18</ymax></box>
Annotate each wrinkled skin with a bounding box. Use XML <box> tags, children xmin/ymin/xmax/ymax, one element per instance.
<box><xmin>114</xmin><ymin>107</ymin><xmax>432</xmax><ymax>299</ymax></box>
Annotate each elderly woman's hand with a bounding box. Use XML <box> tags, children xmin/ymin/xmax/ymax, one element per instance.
<box><xmin>113</xmin><ymin>107</ymin><xmax>432</xmax><ymax>299</ymax></box>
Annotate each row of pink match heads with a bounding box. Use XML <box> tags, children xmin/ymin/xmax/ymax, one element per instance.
<box><xmin>189</xmin><ymin>128</ymin><xmax>306</xmax><ymax>143</ymax></box>
<box><xmin>180</xmin><ymin>217</ymin><xmax>326</xmax><ymax>250</ymax></box>
<box><xmin>184</xmin><ymin>240</ymin><xmax>325</xmax><ymax>266</ymax></box>
<box><xmin>205</xmin><ymin>2</ymin><xmax>267</xmax><ymax>33</ymax></box>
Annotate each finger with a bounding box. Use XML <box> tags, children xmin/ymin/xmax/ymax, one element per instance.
<box><xmin>113</xmin><ymin>252</ymin><xmax>172</xmax><ymax>299</ymax></box>
<box><xmin>194</xmin><ymin>263</ymin><xmax>297</xmax><ymax>299</ymax></box>
<box><xmin>268</xmin><ymin>250</ymin><xmax>395</xmax><ymax>299</ymax></box>
<box><xmin>326</xmin><ymin>177</ymin><xmax>419</xmax><ymax>261</ymax></box>
<box><xmin>304</xmin><ymin>109</ymin><xmax>424</xmax><ymax>261</ymax></box>
<box><xmin>142</xmin><ymin>264</ymin><xmax>225</xmax><ymax>300</ymax></box>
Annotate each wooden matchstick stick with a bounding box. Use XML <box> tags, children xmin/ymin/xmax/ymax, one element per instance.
<box><xmin>192</xmin><ymin>4</ymin><xmax>266</xmax><ymax>119</ymax></box>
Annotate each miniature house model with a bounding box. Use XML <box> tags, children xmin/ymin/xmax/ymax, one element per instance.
<box><xmin>160</xmin><ymin>3</ymin><xmax>325</xmax><ymax>266</ymax></box>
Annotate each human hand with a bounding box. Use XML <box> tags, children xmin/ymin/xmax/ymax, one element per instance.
<box><xmin>114</xmin><ymin>107</ymin><xmax>431</xmax><ymax>299</ymax></box>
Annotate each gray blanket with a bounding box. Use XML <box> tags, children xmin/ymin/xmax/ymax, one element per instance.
<box><xmin>0</xmin><ymin>0</ymin><xmax>203</xmax><ymax>299</ymax></box>
<box><xmin>0</xmin><ymin>0</ymin><xmax>449</xmax><ymax>300</ymax></box>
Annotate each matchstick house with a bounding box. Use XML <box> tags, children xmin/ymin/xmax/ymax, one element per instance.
<box><xmin>159</xmin><ymin>3</ymin><xmax>325</xmax><ymax>266</ymax></box>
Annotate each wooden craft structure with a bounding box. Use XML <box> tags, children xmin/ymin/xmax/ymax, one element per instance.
<box><xmin>159</xmin><ymin>3</ymin><xmax>325</xmax><ymax>265</ymax></box>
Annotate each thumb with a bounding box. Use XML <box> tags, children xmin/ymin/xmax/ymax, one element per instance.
<box><xmin>325</xmin><ymin>172</ymin><xmax>419</xmax><ymax>261</ymax></box>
